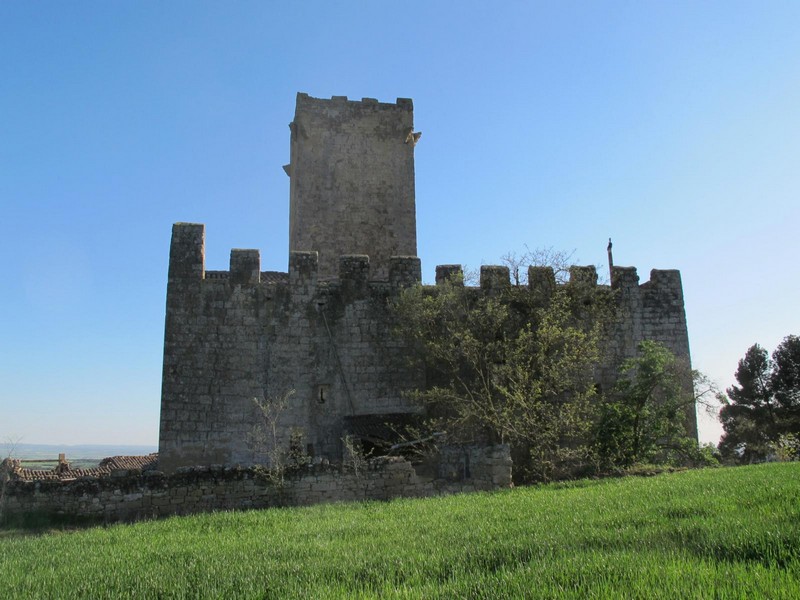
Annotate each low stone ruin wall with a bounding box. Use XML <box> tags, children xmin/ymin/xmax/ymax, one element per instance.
<box><xmin>1</xmin><ymin>446</ymin><xmax>511</xmax><ymax>524</ymax></box>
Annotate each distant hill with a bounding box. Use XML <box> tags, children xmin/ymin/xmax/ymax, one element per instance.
<box><xmin>2</xmin><ymin>443</ymin><xmax>157</xmax><ymax>461</ymax></box>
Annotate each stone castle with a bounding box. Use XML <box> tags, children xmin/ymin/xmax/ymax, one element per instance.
<box><xmin>158</xmin><ymin>93</ymin><xmax>695</xmax><ymax>473</ymax></box>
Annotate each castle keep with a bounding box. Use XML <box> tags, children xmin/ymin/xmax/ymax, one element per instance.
<box><xmin>288</xmin><ymin>93</ymin><xmax>417</xmax><ymax>280</ymax></box>
<box><xmin>158</xmin><ymin>93</ymin><xmax>695</xmax><ymax>473</ymax></box>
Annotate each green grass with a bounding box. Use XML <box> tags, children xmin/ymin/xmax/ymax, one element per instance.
<box><xmin>2</xmin><ymin>463</ymin><xmax>799</xmax><ymax>598</ymax></box>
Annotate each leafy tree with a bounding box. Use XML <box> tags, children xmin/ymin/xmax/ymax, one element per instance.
<box><xmin>718</xmin><ymin>344</ymin><xmax>774</xmax><ymax>461</ymax></box>
<box><xmin>719</xmin><ymin>336</ymin><xmax>800</xmax><ymax>462</ymax></box>
<box><xmin>595</xmin><ymin>341</ymin><xmax>703</xmax><ymax>469</ymax></box>
<box><xmin>393</xmin><ymin>273</ymin><xmax>614</xmax><ymax>482</ymax></box>
<box><xmin>771</xmin><ymin>335</ymin><xmax>800</xmax><ymax>432</ymax></box>
<box><xmin>770</xmin><ymin>433</ymin><xmax>799</xmax><ymax>462</ymax></box>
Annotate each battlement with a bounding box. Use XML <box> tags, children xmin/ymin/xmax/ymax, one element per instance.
<box><xmin>169</xmin><ymin>225</ymin><xmax>685</xmax><ymax>303</ymax></box>
<box><xmin>436</xmin><ymin>265</ymin><xmax>463</xmax><ymax>285</ymax></box>
<box><xmin>426</xmin><ymin>262</ymin><xmax>683</xmax><ymax>299</ymax></box>
<box><xmin>168</xmin><ymin>224</ymin><xmax>422</xmax><ymax>293</ymax></box>
<box><xmin>168</xmin><ymin>223</ymin><xmax>205</xmax><ymax>281</ymax></box>
<box><xmin>611</xmin><ymin>266</ymin><xmax>685</xmax><ymax>298</ymax></box>
<box><xmin>296</xmin><ymin>92</ymin><xmax>413</xmax><ymax>111</ymax></box>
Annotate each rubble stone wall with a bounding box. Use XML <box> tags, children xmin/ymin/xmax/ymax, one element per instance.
<box><xmin>2</xmin><ymin>446</ymin><xmax>512</xmax><ymax>524</ymax></box>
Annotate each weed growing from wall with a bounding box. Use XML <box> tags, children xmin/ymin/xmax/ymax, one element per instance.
<box><xmin>342</xmin><ymin>435</ymin><xmax>372</xmax><ymax>499</ymax></box>
<box><xmin>248</xmin><ymin>390</ymin><xmax>310</xmax><ymax>492</ymax></box>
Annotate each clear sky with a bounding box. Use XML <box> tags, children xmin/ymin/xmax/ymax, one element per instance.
<box><xmin>1</xmin><ymin>2</ymin><xmax>798</xmax><ymax>447</ymax></box>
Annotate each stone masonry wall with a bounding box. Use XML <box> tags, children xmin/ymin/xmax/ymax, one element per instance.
<box><xmin>287</xmin><ymin>94</ymin><xmax>417</xmax><ymax>280</ymax></box>
<box><xmin>2</xmin><ymin>446</ymin><xmax>512</xmax><ymax>524</ymax></box>
<box><xmin>159</xmin><ymin>224</ymin><xmax>424</xmax><ymax>472</ymax></box>
<box><xmin>605</xmin><ymin>265</ymin><xmax>696</xmax><ymax>439</ymax></box>
<box><xmin>160</xmin><ymin>231</ymin><xmax>695</xmax><ymax>473</ymax></box>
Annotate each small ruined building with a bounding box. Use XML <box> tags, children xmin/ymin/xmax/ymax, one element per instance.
<box><xmin>158</xmin><ymin>93</ymin><xmax>695</xmax><ymax>473</ymax></box>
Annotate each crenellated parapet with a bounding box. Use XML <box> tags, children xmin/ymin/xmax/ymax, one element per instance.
<box><xmin>168</xmin><ymin>225</ymin><xmax>423</xmax><ymax>299</ymax></box>
<box><xmin>295</xmin><ymin>92</ymin><xmax>413</xmax><ymax>114</ymax></box>
<box><xmin>166</xmin><ymin>224</ymin><xmax>687</xmax><ymax>314</ymax></box>
<box><xmin>230</xmin><ymin>249</ymin><xmax>260</xmax><ymax>285</ymax></box>
<box><xmin>436</xmin><ymin>265</ymin><xmax>463</xmax><ymax>285</ymax></box>
<box><xmin>168</xmin><ymin>223</ymin><xmax>205</xmax><ymax>281</ymax></box>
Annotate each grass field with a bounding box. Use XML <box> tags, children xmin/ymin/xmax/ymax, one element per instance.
<box><xmin>2</xmin><ymin>463</ymin><xmax>798</xmax><ymax>598</ymax></box>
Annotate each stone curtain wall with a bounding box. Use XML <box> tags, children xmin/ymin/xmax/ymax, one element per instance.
<box><xmin>287</xmin><ymin>94</ymin><xmax>417</xmax><ymax>281</ymax></box>
<box><xmin>160</xmin><ymin>224</ymin><xmax>271</xmax><ymax>470</ymax></box>
<box><xmin>2</xmin><ymin>447</ymin><xmax>512</xmax><ymax>524</ymax></box>
<box><xmin>160</xmin><ymin>223</ymin><xmax>695</xmax><ymax>472</ymax></box>
<box><xmin>159</xmin><ymin>223</ymin><xmax>422</xmax><ymax>472</ymax></box>
<box><xmin>159</xmin><ymin>223</ymin><xmax>425</xmax><ymax>472</ymax></box>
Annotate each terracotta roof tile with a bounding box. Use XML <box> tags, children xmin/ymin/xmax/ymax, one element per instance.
<box><xmin>5</xmin><ymin>453</ymin><xmax>158</xmax><ymax>482</ymax></box>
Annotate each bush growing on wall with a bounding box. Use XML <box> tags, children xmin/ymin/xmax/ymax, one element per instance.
<box><xmin>393</xmin><ymin>274</ymin><xmax>615</xmax><ymax>483</ymax></box>
<box><xmin>594</xmin><ymin>341</ymin><xmax>712</xmax><ymax>470</ymax></box>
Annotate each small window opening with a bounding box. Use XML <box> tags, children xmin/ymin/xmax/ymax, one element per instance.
<box><xmin>316</xmin><ymin>384</ymin><xmax>329</xmax><ymax>404</ymax></box>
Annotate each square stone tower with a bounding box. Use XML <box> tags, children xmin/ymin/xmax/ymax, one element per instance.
<box><xmin>286</xmin><ymin>93</ymin><xmax>418</xmax><ymax>280</ymax></box>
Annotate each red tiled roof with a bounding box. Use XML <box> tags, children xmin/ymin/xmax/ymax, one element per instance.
<box><xmin>6</xmin><ymin>453</ymin><xmax>158</xmax><ymax>482</ymax></box>
<box><xmin>98</xmin><ymin>453</ymin><xmax>158</xmax><ymax>471</ymax></box>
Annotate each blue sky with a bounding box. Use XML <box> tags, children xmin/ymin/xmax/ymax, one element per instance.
<box><xmin>1</xmin><ymin>2</ymin><xmax>798</xmax><ymax>446</ymax></box>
